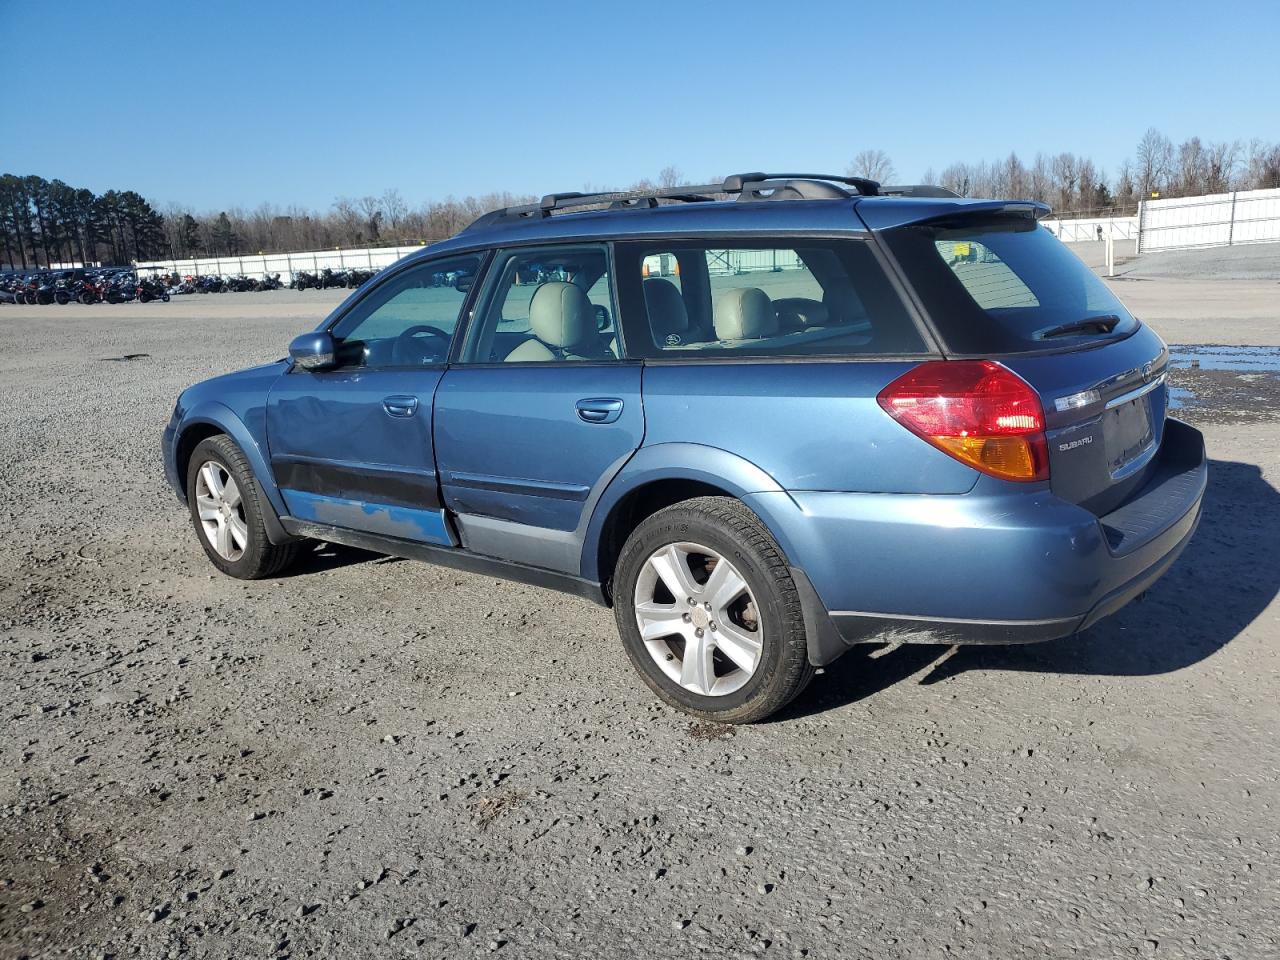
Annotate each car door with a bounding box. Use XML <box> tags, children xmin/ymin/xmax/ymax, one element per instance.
<box><xmin>433</xmin><ymin>243</ymin><xmax>643</xmax><ymax>574</ymax></box>
<box><xmin>265</xmin><ymin>252</ymin><xmax>485</xmax><ymax>545</ymax></box>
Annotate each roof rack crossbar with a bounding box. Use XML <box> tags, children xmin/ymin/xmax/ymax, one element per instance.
<box><xmin>722</xmin><ymin>172</ymin><xmax>881</xmax><ymax>196</ymax></box>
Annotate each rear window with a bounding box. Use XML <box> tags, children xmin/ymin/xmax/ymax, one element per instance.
<box><xmin>883</xmin><ymin>219</ymin><xmax>1137</xmax><ymax>354</ymax></box>
<box><xmin>614</xmin><ymin>239</ymin><xmax>927</xmax><ymax>359</ymax></box>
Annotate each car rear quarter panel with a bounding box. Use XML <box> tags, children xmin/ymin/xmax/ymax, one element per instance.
<box><xmin>639</xmin><ymin>362</ymin><xmax>979</xmax><ymax>494</ymax></box>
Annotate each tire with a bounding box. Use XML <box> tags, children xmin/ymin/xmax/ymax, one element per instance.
<box><xmin>79</xmin><ymin>292</ymin><xmax>94</xmax><ymax>305</ymax></box>
<box><xmin>55</xmin><ymin>292</ymin><xmax>69</xmax><ymax>305</ymax></box>
<box><xmin>139</xmin><ymin>291</ymin><xmax>152</xmax><ymax>303</ymax></box>
<box><xmin>185</xmin><ymin>434</ymin><xmax>300</xmax><ymax>580</ymax></box>
<box><xmin>162</xmin><ymin>293</ymin><xmax>170</xmax><ymax>302</ymax></box>
<box><xmin>612</xmin><ymin>497</ymin><xmax>813</xmax><ymax>723</ymax></box>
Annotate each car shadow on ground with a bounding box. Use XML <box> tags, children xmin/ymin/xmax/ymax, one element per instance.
<box><xmin>783</xmin><ymin>458</ymin><xmax>1280</xmax><ymax>719</ymax></box>
<box><xmin>283</xmin><ymin>540</ymin><xmax>402</xmax><ymax>576</ymax></box>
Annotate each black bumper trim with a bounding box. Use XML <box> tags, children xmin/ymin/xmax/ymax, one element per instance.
<box><xmin>829</xmin><ymin>610</ymin><xmax>1083</xmax><ymax>648</ymax></box>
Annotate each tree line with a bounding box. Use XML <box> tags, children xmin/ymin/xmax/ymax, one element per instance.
<box><xmin>851</xmin><ymin>130</ymin><xmax>1280</xmax><ymax>217</ymax></box>
<box><xmin>1</xmin><ymin>175</ymin><xmax>167</xmax><ymax>270</ymax></box>
<box><xmin>7</xmin><ymin>132</ymin><xmax>1280</xmax><ymax>269</ymax></box>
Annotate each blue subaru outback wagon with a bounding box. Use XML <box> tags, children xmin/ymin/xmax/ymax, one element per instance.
<box><xmin>163</xmin><ymin>172</ymin><xmax>1207</xmax><ymax>722</ymax></box>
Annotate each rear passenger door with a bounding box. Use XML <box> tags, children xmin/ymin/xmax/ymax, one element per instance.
<box><xmin>433</xmin><ymin>243</ymin><xmax>643</xmax><ymax>575</ymax></box>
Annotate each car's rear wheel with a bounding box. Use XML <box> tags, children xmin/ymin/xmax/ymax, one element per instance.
<box><xmin>613</xmin><ymin>497</ymin><xmax>813</xmax><ymax>723</ymax></box>
<box><xmin>186</xmin><ymin>435</ymin><xmax>299</xmax><ymax>579</ymax></box>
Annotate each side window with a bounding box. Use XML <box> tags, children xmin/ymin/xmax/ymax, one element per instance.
<box><xmin>617</xmin><ymin>240</ymin><xmax>925</xmax><ymax>359</ymax></box>
<box><xmin>328</xmin><ymin>254</ymin><xmax>481</xmax><ymax>368</ymax></box>
<box><xmin>462</xmin><ymin>244</ymin><xmax>621</xmax><ymax>363</ymax></box>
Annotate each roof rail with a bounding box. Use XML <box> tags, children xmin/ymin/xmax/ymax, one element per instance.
<box><xmin>462</xmin><ymin>171</ymin><xmax>882</xmax><ymax>233</ymax></box>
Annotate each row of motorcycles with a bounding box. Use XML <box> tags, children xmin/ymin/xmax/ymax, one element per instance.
<box><xmin>0</xmin><ymin>270</ymin><xmax>171</xmax><ymax>305</ymax></box>
<box><xmin>2</xmin><ymin>265</ymin><xmax>377</xmax><ymax>305</ymax></box>
<box><xmin>166</xmin><ymin>273</ymin><xmax>285</xmax><ymax>294</ymax></box>
<box><xmin>292</xmin><ymin>267</ymin><xmax>376</xmax><ymax>290</ymax></box>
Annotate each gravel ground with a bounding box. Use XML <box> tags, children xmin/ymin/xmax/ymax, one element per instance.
<box><xmin>2</xmin><ymin>286</ymin><xmax>1278</xmax><ymax>960</ymax></box>
<box><xmin>1115</xmin><ymin>244</ymin><xmax>1280</xmax><ymax>282</ymax></box>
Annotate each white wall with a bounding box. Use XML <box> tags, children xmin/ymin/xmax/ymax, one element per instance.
<box><xmin>134</xmin><ymin>244</ymin><xmax>429</xmax><ymax>281</ymax></box>
<box><xmin>1138</xmin><ymin>187</ymin><xmax>1280</xmax><ymax>251</ymax></box>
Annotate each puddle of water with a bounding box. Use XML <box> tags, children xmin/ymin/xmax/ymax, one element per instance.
<box><xmin>1167</xmin><ymin>385</ymin><xmax>1193</xmax><ymax>411</ymax></box>
<box><xmin>1169</xmin><ymin>344</ymin><xmax>1280</xmax><ymax>372</ymax></box>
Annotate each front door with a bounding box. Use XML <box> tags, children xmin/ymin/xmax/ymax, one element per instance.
<box><xmin>434</xmin><ymin>243</ymin><xmax>643</xmax><ymax>574</ymax></box>
<box><xmin>266</xmin><ymin>252</ymin><xmax>484</xmax><ymax>545</ymax></box>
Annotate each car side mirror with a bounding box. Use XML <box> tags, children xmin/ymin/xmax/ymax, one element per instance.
<box><xmin>289</xmin><ymin>331</ymin><xmax>336</xmax><ymax>371</ymax></box>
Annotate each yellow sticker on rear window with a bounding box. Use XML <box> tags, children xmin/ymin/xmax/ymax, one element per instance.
<box><xmin>953</xmin><ymin>242</ymin><xmax>971</xmax><ymax>257</ymax></box>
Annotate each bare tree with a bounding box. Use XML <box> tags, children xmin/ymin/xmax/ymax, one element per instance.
<box><xmin>1029</xmin><ymin>153</ymin><xmax>1052</xmax><ymax>204</ymax></box>
<box><xmin>1135</xmin><ymin>127</ymin><xmax>1172</xmax><ymax>198</ymax></box>
<box><xmin>1003</xmin><ymin>152</ymin><xmax>1028</xmax><ymax>199</ymax></box>
<box><xmin>1244</xmin><ymin>139</ymin><xmax>1280</xmax><ymax>189</ymax></box>
<box><xmin>1204</xmin><ymin>141</ymin><xmax>1240</xmax><ymax>194</ymax></box>
<box><xmin>1051</xmin><ymin>152</ymin><xmax>1080</xmax><ymax>212</ymax></box>
<box><xmin>381</xmin><ymin>188</ymin><xmax>408</xmax><ymax>231</ymax></box>
<box><xmin>658</xmin><ymin>166</ymin><xmax>682</xmax><ymax>189</ymax></box>
<box><xmin>1115</xmin><ymin>159</ymin><xmax>1136</xmax><ymax>206</ymax></box>
<box><xmin>1175</xmin><ymin>137</ymin><xmax>1207</xmax><ymax>196</ymax></box>
<box><xmin>847</xmin><ymin>149</ymin><xmax>896</xmax><ymax>183</ymax></box>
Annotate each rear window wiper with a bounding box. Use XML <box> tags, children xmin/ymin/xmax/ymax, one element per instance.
<box><xmin>1037</xmin><ymin>314</ymin><xmax>1121</xmax><ymax>340</ymax></box>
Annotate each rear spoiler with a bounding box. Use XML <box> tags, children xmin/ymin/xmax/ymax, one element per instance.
<box><xmin>855</xmin><ymin>198</ymin><xmax>1052</xmax><ymax>231</ymax></box>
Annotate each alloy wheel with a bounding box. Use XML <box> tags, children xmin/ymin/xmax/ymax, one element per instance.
<box><xmin>194</xmin><ymin>460</ymin><xmax>248</xmax><ymax>561</ymax></box>
<box><xmin>634</xmin><ymin>542</ymin><xmax>763</xmax><ymax>697</ymax></box>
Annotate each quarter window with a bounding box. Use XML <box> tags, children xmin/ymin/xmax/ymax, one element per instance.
<box><xmin>616</xmin><ymin>240</ymin><xmax>925</xmax><ymax>358</ymax></box>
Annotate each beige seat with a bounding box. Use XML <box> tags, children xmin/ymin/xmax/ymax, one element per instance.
<box><xmin>713</xmin><ymin>287</ymin><xmax>778</xmax><ymax>342</ymax></box>
<box><xmin>505</xmin><ymin>281</ymin><xmax>605</xmax><ymax>362</ymax></box>
<box><xmin>643</xmin><ymin>277</ymin><xmax>691</xmax><ymax>344</ymax></box>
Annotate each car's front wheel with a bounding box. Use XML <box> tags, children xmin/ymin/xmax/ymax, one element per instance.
<box><xmin>613</xmin><ymin>497</ymin><xmax>813</xmax><ymax>723</ymax></box>
<box><xmin>186</xmin><ymin>435</ymin><xmax>299</xmax><ymax>579</ymax></box>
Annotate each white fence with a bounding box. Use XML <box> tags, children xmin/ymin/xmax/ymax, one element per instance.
<box><xmin>1042</xmin><ymin>215</ymin><xmax>1139</xmax><ymax>242</ymax></box>
<box><xmin>1137</xmin><ymin>187</ymin><xmax>1280</xmax><ymax>252</ymax></box>
<box><xmin>134</xmin><ymin>244</ymin><xmax>430</xmax><ymax>282</ymax></box>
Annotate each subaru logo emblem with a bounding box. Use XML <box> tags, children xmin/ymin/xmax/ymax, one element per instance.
<box><xmin>1141</xmin><ymin>361</ymin><xmax>1154</xmax><ymax>383</ymax></box>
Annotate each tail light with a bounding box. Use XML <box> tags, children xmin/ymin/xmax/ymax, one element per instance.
<box><xmin>877</xmin><ymin>360</ymin><xmax>1049</xmax><ymax>482</ymax></box>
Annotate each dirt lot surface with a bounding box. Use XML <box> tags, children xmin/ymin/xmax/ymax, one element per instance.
<box><xmin>2</xmin><ymin>277</ymin><xmax>1278</xmax><ymax>960</ymax></box>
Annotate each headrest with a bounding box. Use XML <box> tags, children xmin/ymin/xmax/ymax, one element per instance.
<box><xmin>713</xmin><ymin>287</ymin><xmax>777</xmax><ymax>341</ymax></box>
<box><xmin>643</xmin><ymin>277</ymin><xmax>689</xmax><ymax>339</ymax></box>
<box><xmin>529</xmin><ymin>281</ymin><xmax>595</xmax><ymax>348</ymax></box>
<box><xmin>774</xmin><ymin>297</ymin><xmax>830</xmax><ymax>329</ymax></box>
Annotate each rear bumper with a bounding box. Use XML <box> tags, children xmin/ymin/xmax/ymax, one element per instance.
<box><xmin>749</xmin><ymin>418</ymin><xmax>1207</xmax><ymax>666</ymax></box>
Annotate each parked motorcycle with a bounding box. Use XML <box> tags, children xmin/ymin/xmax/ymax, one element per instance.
<box><xmin>137</xmin><ymin>277</ymin><xmax>171</xmax><ymax>302</ymax></box>
<box><xmin>105</xmin><ymin>275</ymin><xmax>138</xmax><ymax>303</ymax></box>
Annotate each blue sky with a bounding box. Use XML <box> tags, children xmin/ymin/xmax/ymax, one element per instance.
<box><xmin>2</xmin><ymin>0</ymin><xmax>1276</xmax><ymax>212</ymax></box>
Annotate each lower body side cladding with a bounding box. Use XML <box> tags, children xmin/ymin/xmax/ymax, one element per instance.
<box><xmin>746</xmin><ymin>419</ymin><xmax>1207</xmax><ymax>666</ymax></box>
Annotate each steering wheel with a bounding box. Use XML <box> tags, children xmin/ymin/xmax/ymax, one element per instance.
<box><xmin>391</xmin><ymin>324</ymin><xmax>452</xmax><ymax>365</ymax></box>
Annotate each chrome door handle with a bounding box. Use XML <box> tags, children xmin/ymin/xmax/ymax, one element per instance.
<box><xmin>383</xmin><ymin>395</ymin><xmax>419</xmax><ymax>418</ymax></box>
<box><xmin>576</xmin><ymin>397</ymin><xmax>624</xmax><ymax>424</ymax></box>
